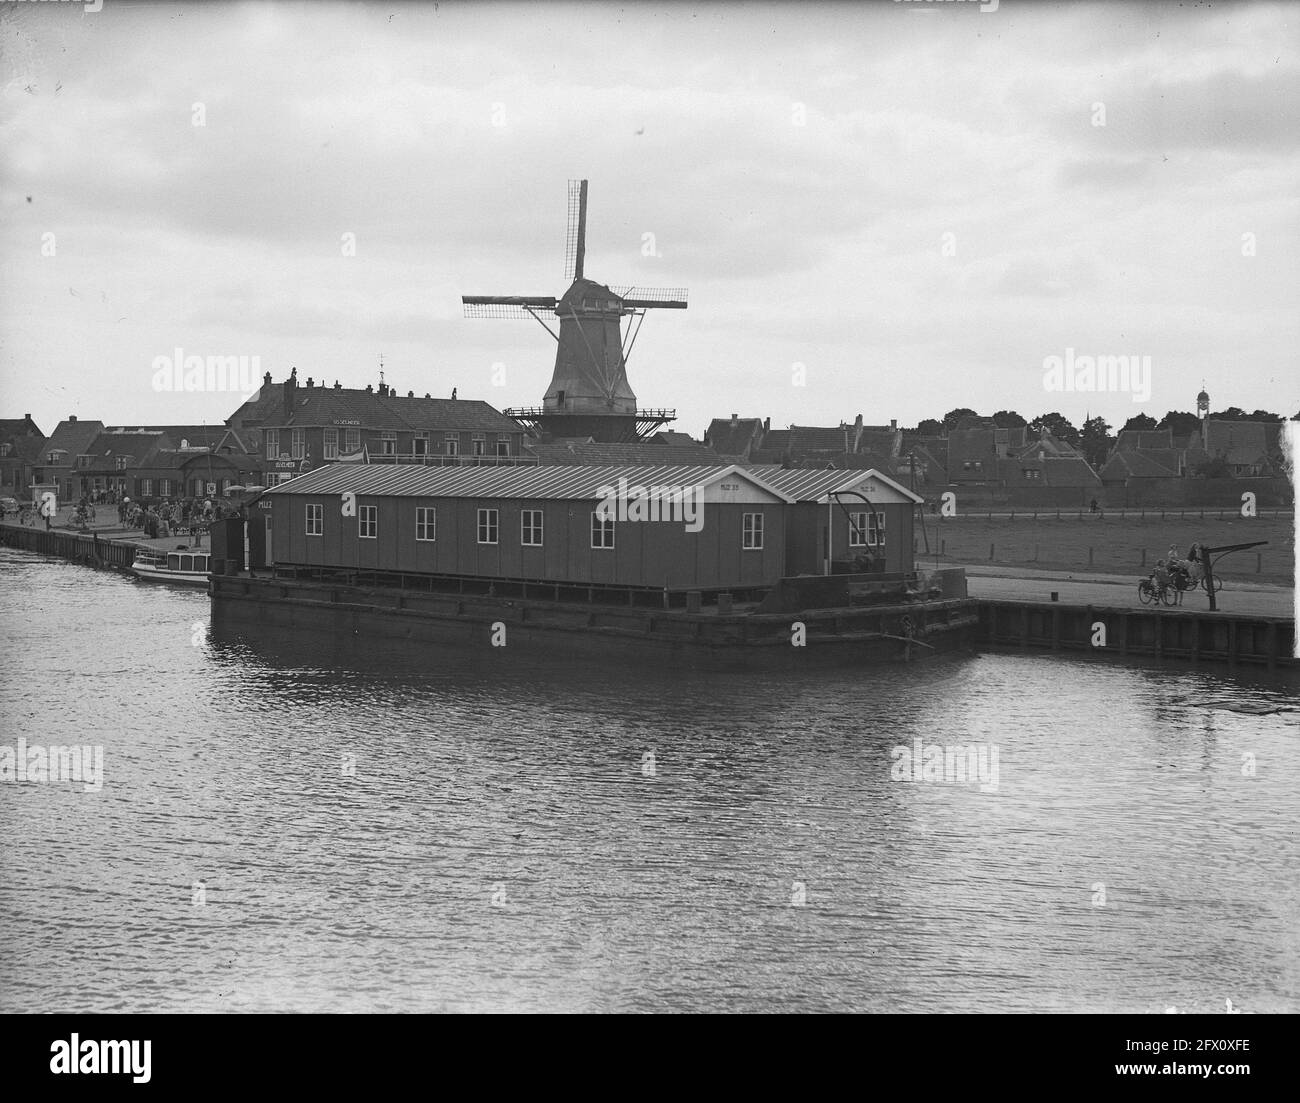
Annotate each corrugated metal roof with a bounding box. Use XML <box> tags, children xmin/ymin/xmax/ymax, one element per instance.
<box><xmin>265</xmin><ymin>462</ymin><xmax>793</xmax><ymax>502</ymax></box>
<box><xmin>755</xmin><ymin>467</ymin><xmax>924</xmax><ymax>504</ymax></box>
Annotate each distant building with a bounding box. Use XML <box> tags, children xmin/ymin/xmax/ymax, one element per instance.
<box><xmin>32</xmin><ymin>417</ymin><xmax>105</xmax><ymax>501</ymax></box>
<box><xmin>249</xmin><ymin>371</ymin><xmax>527</xmax><ymax>484</ymax></box>
<box><xmin>0</xmin><ymin>414</ymin><xmax>45</xmax><ymax>499</ymax></box>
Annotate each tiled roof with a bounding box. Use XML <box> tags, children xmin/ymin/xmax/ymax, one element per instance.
<box><xmin>789</xmin><ymin>426</ymin><xmax>855</xmax><ymax>454</ymax></box>
<box><xmin>1116</xmin><ymin>429</ymin><xmax>1172</xmax><ymax>451</ymax></box>
<box><xmin>527</xmin><ymin>441</ymin><xmax>725</xmax><ymax>466</ymax></box>
<box><xmin>856</xmin><ymin>428</ymin><xmax>901</xmax><ymax>458</ymax></box>
<box><xmin>1100</xmin><ymin>451</ymin><xmax>1179</xmax><ymax>480</ymax></box>
<box><xmin>265</xmin><ymin>462</ymin><xmax>792</xmax><ymax>502</ymax></box>
<box><xmin>0</xmin><ymin>418</ymin><xmax>43</xmax><ymax>439</ymax></box>
<box><xmin>704</xmin><ymin>417</ymin><xmax>764</xmax><ymax>457</ymax></box>
<box><xmin>379</xmin><ymin>395</ymin><xmax>521</xmax><ymax>433</ymax></box>
<box><xmin>270</xmin><ymin>387</ymin><xmax>521</xmax><ymax>434</ymax></box>
<box><xmin>42</xmin><ymin>420</ymin><xmax>105</xmax><ymax>462</ymax></box>
<box><xmin>1202</xmin><ymin>420</ymin><xmax>1271</xmax><ymax>466</ymax></box>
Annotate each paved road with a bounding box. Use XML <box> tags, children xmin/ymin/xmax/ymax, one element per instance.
<box><xmin>965</xmin><ymin>566</ymin><xmax>1296</xmax><ymax>618</ymax></box>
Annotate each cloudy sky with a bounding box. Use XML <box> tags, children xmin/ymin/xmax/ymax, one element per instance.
<box><xmin>1</xmin><ymin>0</ymin><xmax>1297</xmax><ymax>439</ymax></box>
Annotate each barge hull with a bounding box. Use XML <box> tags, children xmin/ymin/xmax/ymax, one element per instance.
<box><xmin>209</xmin><ymin>574</ymin><xmax>979</xmax><ymax>669</ymax></box>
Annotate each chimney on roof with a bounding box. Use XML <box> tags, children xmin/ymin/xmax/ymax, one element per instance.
<box><xmin>283</xmin><ymin>368</ymin><xmax>297</xmax><ymax>410</ymax></box>
<box><xmin>854</xmin><ymin>414</ymin><xmax>863</xmax><ymax>431</ymax></box>
<box><xmin>69</xmin><ymin>415</ymin><xmax>77</xmax><ymax>422</ymax></box>
<box><xmin>334</xmin><ymin>380</ymin><xmax>342</xmax><ymax>389</ymax></box>
<box><xmin>407</xmin><ymin>390</ymin><xmax>414</xmax><ymax>398</ymax></box>
<box><xmin>306</xmin><ymin>377</ymin><xmax>313</xmax><ymax>388</ymax></box>
<box><xmin>764</xmin><ymin>417</ymin><xmax>770</xmax><ymax>432</ymax></box>
<box><xmin>263</xmin><ymin>371</ymin><xmax>272</xmax><ymax>387</ymax></box>
<box><xmin>731</xmin><ymin>413</ymin><xmax>738</xmax><ymax>425</ymax></box>
<box><xmin>365</xmin><ymin>384</ymin><xmax>373</xmax><ymax>392</ymax></box>
<box><xmin>424</xmin><ymin>393</ymin><xmax>431</xmax><ymax>399</ymax></box>
<box><xmin>890</xmin><ymin>418</ymin><xmax>897</xmax><ymax>430</ymax></box>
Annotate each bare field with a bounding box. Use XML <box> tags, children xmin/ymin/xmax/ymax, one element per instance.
<box><xmin>918</xmin><ymin>511</ymin><xmax>1295</xmax><ymax>585</ymax></box>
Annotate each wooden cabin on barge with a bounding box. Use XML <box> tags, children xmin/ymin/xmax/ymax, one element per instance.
<box><xmin>253</xmin><ymin>462</ymin><xmax>923</xmax><ymax>602</ymax></box>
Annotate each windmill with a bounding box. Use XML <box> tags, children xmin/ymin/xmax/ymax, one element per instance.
<box><xmin>462</xmin><ymin>180</ymin><xmax>687</xmax><ymax>443</ymax></box>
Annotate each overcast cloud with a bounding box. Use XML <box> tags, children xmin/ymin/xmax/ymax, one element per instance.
<box><xmin>1</xmin><ymin>0</ymin><xmax>1296</xmax><ymax>435</ymax></box>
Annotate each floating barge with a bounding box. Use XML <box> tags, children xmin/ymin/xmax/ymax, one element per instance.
<box><xmin>203</xmin><ymin>461</ymin><xmax>979</xmax><ymax>665</ymax></box>
<box><xmin>207</xmin><ymin>568</ymin><xmax>978</xmax><ymax>667</ymax></box>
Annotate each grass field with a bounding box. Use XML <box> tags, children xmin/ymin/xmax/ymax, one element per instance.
<box><xmin>918</xmin><ymin>511</ymin><xmax>1295</xmax><ymax>585</ymax></box>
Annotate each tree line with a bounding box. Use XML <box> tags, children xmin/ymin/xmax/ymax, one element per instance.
<box><xmin>911</xmin><ymin>407</ymin><xmax>1294</xmax><ymax>470</ymax></box>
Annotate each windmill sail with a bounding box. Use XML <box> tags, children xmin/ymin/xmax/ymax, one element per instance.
<box><xmin>460</xmin><ymin>179</ymin><xmax>687</xmax><ymax>442</ymax></box>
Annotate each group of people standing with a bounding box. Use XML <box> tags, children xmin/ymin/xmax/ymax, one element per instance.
<box><xmin>119</xmin><ymin>497</ymin><xmax>228</xmax><ymax>539</ymax></box>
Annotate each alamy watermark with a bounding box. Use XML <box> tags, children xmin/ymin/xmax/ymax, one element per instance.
<box><xmin>595</xmin><ymin>477</ymin><xmax>705</xmax><ymax>533</ymax></box>
<box><xmin>890</xmin><ymin>739</ymin><xmax>999</xmax><ymax>792</ymax></box>
<box><xmin>151</xmin><ymin>349</ymin><xmax>261</xmax><ymax>394</ymax></box>
<box><xmin>0</xmin><ymin>738</ymin><xmax>103</xmax><ymax>792</ymax></box>
<box><xmin>1043</xmin><ymin>348</ymin><xmax>1151</xmax><ymax>402</ymax></box>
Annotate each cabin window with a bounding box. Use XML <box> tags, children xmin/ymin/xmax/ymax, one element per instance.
<box><xmin>446</xmin><ymin>435</ymin><xmax>460</xmax><ymax>457</ymax></box>
<box><xmin>495</xmin><ymin>438</ymin><xmax>510</xmax><ymax>457</ymax></box>
<box><xmin>472</xmin><ymin>434</ymin><xmax>486</xmax><ymax>457</ymax></box>
<box><xmin>115</xmin><ymin>456</ymin><xmax>128</xmax><ymax>470</ymax></box>
<box><xmin>521</xmin><ymin>510</ymin><xmax>543</xmax><ymax>546</ymax></box>
<box><xmin>477</xmin><ymin>508</ymin><xmax>498</xmax><ymax>544</ymax></box>
<box><xmin>358</xmin><ymin>504</ymin><xmax>377</xmax><ymax>539</ymax></box>
<box><xmin>380</xmin><ymin>431</ymin><xmax>397</xmax><ymax>456</ymax></box>
<box><xmin>416</xmin><ymin>507</ymin><xmax>436</xmax><ymax>542</ymax></box>
<box><xmin>591</xmin><ymin>512</ymin><xmax>615</xmax><ymax>549</ymax></box>
<box><xmin>323</xmin><ymin>429</ymin><xmax>339</xmax><ymax>460</ymax></box>
<box><xmin>742</xmin><ymin>512</ymin><xmax>764</xmax><ymax>550</ymax></box>
<box><xmin>306</xmin><ymin>503</ymin><xmax>323</xmax><ymax>536</ymax></box>
<box><xmin>849</xmin><ymin>511</ymin><xmax>886</xmax><ymax>548</ymax></box>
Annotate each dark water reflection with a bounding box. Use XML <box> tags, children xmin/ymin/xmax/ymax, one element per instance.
<box><xmin>1</xmin><ymin>550</ymin><xmax>1296</xmax><ymax>1012</ymax></box>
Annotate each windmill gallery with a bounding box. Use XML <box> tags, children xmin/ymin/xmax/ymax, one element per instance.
<box><xmin>206</xmin><ymin>181</ymin><xmax>979</xmax><ymax>665</ymax></box>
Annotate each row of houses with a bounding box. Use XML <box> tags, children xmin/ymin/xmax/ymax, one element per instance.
<box><xmin>6</xmin><ymin>371</ymin><xmax>1289</xmax><ymax>508</ymax></box>
<box><xmin>703</xmin><ymin>411</ymin><xmax>1289</xmax><ymax>499</ymax></box>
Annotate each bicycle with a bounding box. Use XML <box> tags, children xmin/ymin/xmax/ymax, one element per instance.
<box><xmin>1138</xmin><ymin>577</ymin><xmax>1178</xmax><ymax>606</ymax></box>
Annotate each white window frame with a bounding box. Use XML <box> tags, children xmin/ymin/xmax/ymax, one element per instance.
<box><xmin>849</xmin><ymin>511</ymin><xmax>885</xmax><ymax>548</ymax></box>
<box><xmin>477</xmin><ymin>508</ymin><xmax>498</xmax><ymax>544</ymax></box>
<box><xmin>446</xmin><ymin>435</ymin><xmax>460</xmax><ymax>457</ymax></box>
<box><xmin>591</xmin><ymin>512</ymin><xmax>615</xmax><ymax>549</ymax></box>
<box><xmin>495</xmin><ymin>438</ymin><xmax>510</xmax><ymax>457</ymax></box>
<box><xmin>291</xmin><ymin>429</ymin><xmax>305</xmax><ymax>460</ymax></box>
<box><xmin>521</xmin><ymin>509</ymin><xmax>543</xmax><ymax>546</ymax></box>
<box><xmin>358</xmin><ymin>504</ymin><xmax>377</xmax><ymax>539</ymax></box>
<box><xmin>344</xmin><ymin>429</ymin><xmax>360</xmax><ymax>452</ymax></box>
<box><xmin>265</xmin><ymin>430</ymin><xmax>279</xmax><ymax>458</ymax></box>
<box><xmin>380</xmin><ymin>431</ymin><xmax>397</xmax><ymax>456</ymax></box>
<box><xmin>416</xmin><ymin>506</ymin><xmax>436</xmax><ymax>542</ymax></box>
<box><xmin>323</xmin><ymin>428</ymin><xmax>339</xmax><ymax>460</ymax></box>
<box><xmin>306</xmin><ymin>503</ymin><xmax>323</xmax><ymax>536</ymax></box>
<box><xmin>742</xmin><ymin>512</ymin><xmax>763</xmax><ymax>550</ymax></box>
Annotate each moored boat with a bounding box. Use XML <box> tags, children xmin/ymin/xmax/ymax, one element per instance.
<box><xmin>131</xmin><ymin>548</ymin><xmax>211</xmax><ymax>586</ymax></box>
